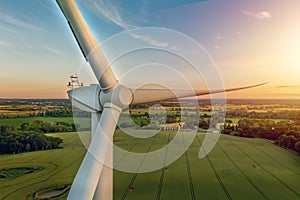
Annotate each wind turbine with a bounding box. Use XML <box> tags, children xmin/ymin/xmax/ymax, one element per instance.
<box><xmin>56</xmin><ymin>0</ymin><xmax>266</xmax><ymax>199</ymax></box>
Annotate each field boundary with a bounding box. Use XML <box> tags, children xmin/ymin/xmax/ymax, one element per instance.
<box><xmin>225</xmin><ymin>137</ymin><xmax>300</xmax><ymax>197</ymax></box>
<box><xmin>156</xmin><ymin>132</ymin><xmax>171</xmax><ymax>200</ymax></box>
<box><xmin>114</xmin><ymin>142</ymin><xmax>138</xmax><ymax>168</ymax></box>
<box><xmin>120</xmin><ymin>135</ymin><xmax>158</xmax><ymax>200</ymax></box>
<box><xmin>216</xmin><ymin>141</ymin><xmax>268</xmax><ymax>199</ymax></box>
<box><xmin>195</xmin><ymin>135</ymin><xmax>232</xmax><ymax>200</ymax></box>
<box><xmin>183</xmin><ymin>133</ymin><xmax>196</xmax><ymax>200</ymax></box>
<box><xmin>1</xmin><ymin>149</ymin><xmax>84</xmax><ymax>200</ymax></box>
<box><xmin>255</xmin><ymin>145</ymin><xmax>300</xmax><ymax>175</ymax></box>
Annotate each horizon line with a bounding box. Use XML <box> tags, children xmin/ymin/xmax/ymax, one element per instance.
<box><xmin>0</xmin><ymin>97</ymin><xmax>299</xmax><ymax>100</ymax></box>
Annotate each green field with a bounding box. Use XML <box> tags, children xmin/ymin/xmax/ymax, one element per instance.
<box><xmin>0</xmin><ymin>131</ymin><xmax>299</xmax><ymax>200</ymax></box>
<box><xmin>0</xmin><ymin>117</ymin><xmax>91</xmax><ymax>128</ymax></box>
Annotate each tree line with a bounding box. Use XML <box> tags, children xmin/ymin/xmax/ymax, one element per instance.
<box><xmin>222</xmin><ymin>119</ymin><xmax>300</xmax><ymax>153</ymax></box>
<box><xmin>0</xmin><ymin>131</ymin><xmax>63</xmax><ymax>155</ymax></box>
<box><xmin>226</xmin><ymin>110</ymin><xmax>300</xmax><ymax>120</ymax></box>
<box><xmin>0</xmin><ymin>119</ymin><xmax>79</xmax><ymax>155</ymax></box>
<box><xmin>19</xmin><ymin>120</ymin><xmax>77</xmax><ymax>133</ymax></box>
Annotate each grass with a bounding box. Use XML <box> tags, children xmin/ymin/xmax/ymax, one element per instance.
<box><xmin>0</xmin><ymin>130</ymin><xmax>299</xmax><ymax>199</ymax></box>
<box><xmin>225</xmin><ymin>118</ymin><xmax>287</xmax><ymax>124</ymax></box>
<box><xmin>113</xmin><ymin>131</ymin><xmax>300</xmax><ymax>200</ymax></box>
<box><xmin>0</xmin><ymin>117</ymin><xmax>91</xmax><ymax>128</ymax></box>
<box><xmin>0</xmin><ymin>132</ymin><xmax>85</xmax><ymax>200</ymax></box>
<box><xmin>0</xmin><ymin>167</ymin><xmax>44</xmax><ymax>180</ymax></box>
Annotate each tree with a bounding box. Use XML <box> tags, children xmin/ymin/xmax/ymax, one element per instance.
<box><xmin>294</xmin><ymin>141</ymin><xmax>300</xmax><ymax>153</ymax></box>
<box><xmin>25</xmin><ymin>143</ymin><xmax>31</xmax><ymax>152</ymax></box>
<box><xmin>20</xmin><ymin>123</ymin><xmax>30</xmax><ymax>131</ymax></box>
<box><xmin>0</xmin><ymin>131</ymin><xmax>63</xmax><ymax>155</ymax></box>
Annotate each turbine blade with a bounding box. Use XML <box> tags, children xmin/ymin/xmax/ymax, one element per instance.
<box><xmin>56</xmin><ymin>0</ymin><xmax>117</xmax><ymax>90</ymax></box>
<box><xmin>67</xmin><ymin>107</ymin><xmax>120</xmax><ymax>200</ymax></box>
<box><xmin>195</xmin><ymin>82</ymin><xmax>268</xmax><ymax>96</ymax></box>
<box><xmin>131</xmin><ymin>82</ymin><xmax>268</xmax><ymax>104</ymax></box>
<box><xmin>93</xmin><ymin>164</ymin><xmax>113</xmax><ymax>200</ymax></box>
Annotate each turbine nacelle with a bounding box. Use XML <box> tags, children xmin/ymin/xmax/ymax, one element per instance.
<box><xmin>68</xmin><ymin>84</ymin><xmax>101</xmax><ymax>113</ymax></box>
<box><xmin>68</xmin><ymin>84</ymin><xmax>133</xmax><ymax>113</ymax></box>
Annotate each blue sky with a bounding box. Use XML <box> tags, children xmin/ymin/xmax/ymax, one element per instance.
<box><xmin>0</xmin><ymin>0</ymin><xmax>299</xmax><ymax>98</ymax></box>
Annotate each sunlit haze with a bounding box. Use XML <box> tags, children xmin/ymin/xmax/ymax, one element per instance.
<box><xmin>0</xmin><ymin>0</ymin><xmax>299</xmax><ymax>98</ymax></box>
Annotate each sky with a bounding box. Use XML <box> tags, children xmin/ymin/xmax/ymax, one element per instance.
<box><xmin>0</xmin><ymin>0</ymin><xmax>299</xmax><ymax>99</ymax></box>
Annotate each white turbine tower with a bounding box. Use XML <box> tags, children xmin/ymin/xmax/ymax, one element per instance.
<box><xmin>56</xmin><ymin>0</ymin><xmax>267</xmax><ymax>199</ymax></box>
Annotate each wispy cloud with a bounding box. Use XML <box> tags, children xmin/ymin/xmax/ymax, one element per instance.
<box><xmin>242</xmin><ymin>10</ymin><xmax>271</xmax><ymax>19</ymax></box>
<box><xmin>259</xmin><ymin>93</ymin><xmax>300</xmax><ymax>98</ymax></box>
<box><xmin>79</xmin><ymin>0</ymin><xmax>177</xmax><ymax>50</ymax></box>
<box><xmin>0</xmin><ymin>40</ymin><xmax>12</xmax><ymax>47</ymax></box>
<box><xmin>10</xmin><ymin>49</ymin><xmax>27</xmax><ymax>57</ymax></box>
<box><xmin>43</xmin><ymin>46</ymin><xmax>64</xmax><ymax>55</ymax></box>
<box><xmin>213</xmin><ymin>35</ymin><xmax>221</xmax><ymax>40</ymax></box>
<box><xmin>216</xmin><ymin>62</ymin><xmax>271</xmax><ymax>69</ymax></box>
<box><xmin>130</xmin><ymin>33</ymin><xmax>169</xmax><ymax>48</ymax></box>
<box><xmin>275</xmin><ymin>85</ymin><xmax>300</xmax><ymax>88</ymax></box>
<box><xmin>0</xmin><ymin>40</ymin><xmax>27</xmax><ymax>56</ymax></box>
<box><xmin>79</xmin><ymin>0</ymin><xmax>133</xmax><ymax>29</ymax></box>
<box><xmin>0</xmin><ymin>25</ymin><xmax>18</xmax><ymax>34</ymax></box>
<box><xmin>0</xmin><ymin>13</ymin><xmax>41</xmax><ymax>31</ymax></box>
<box><xmin>169</xmin><ymin>46</ymin><xmax>179</xmax><ymax>51</ymax></box>
<box><xmin>36</xmin><ymin>0</ymin><xmax>56</xmax><ymax>14</ymax></box>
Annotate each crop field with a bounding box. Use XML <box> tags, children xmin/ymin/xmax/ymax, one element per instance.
<box><xmin>0</xmin><ymin>117</ymin><xmax>90</xmax><ymax>128</ymax></box>
<box><xmin>0</xmin><ymin>131</ymin><xmax>299</xmax><ymax>200</ymax></box>
<box><xmin>0</xmin><ymin>132</ymin><xmax>85</xmax><ymax>200</ymax></box>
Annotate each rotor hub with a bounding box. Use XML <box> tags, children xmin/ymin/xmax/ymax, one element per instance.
<box><xmin>100</xmin><ymin>84</ymin><xmax>133</xmax><ymax>112</ymax></box>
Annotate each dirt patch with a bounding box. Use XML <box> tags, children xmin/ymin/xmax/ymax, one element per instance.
<box><xmin>34</xmin><ymin>184</ymin><xmax>70</xmax><ymax>200</ymax></box>
<box><xmin>0</xmin><ymin>166</ymin><xmax>44</xmax><ymax>180</ymax></box>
